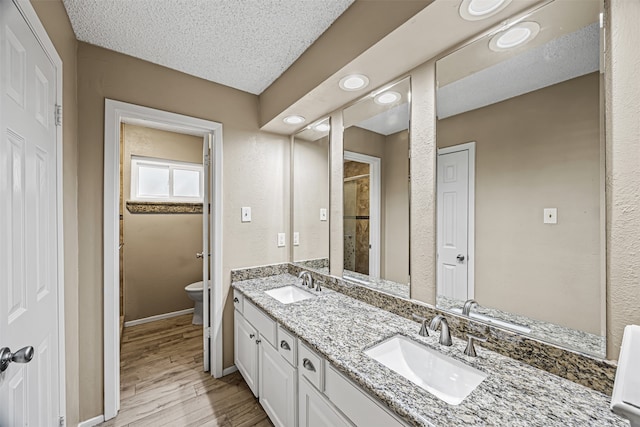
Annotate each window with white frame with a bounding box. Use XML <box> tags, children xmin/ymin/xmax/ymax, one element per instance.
<box><xmin>131</xmin><ymin>156</ymin><xmax>203</xmax><ymax>202</ymax></box>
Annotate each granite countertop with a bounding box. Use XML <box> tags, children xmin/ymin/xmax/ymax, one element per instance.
<box><xmin>232</xmin><ymin>274</ymin><xmax>625</xmax><ymax>427</ymax></box>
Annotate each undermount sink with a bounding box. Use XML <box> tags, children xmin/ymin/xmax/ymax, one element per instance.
<box><xmin>265</xmin><ymin>285</ymin><xmax>315</xmax><ymax>304</ymax></box>
<box><xmin>364</xmin><ymin>335</ymin><xmax>487</xmax><ymax>405</ymax></box>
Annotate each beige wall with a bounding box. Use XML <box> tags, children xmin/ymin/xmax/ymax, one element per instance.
<box><xmin>606</xmin><ymin>0</ymin><xmax>640</xmax><ymax>359</ymax></box>
<box><xmin>383</xmin><ymin>130</ymin><xmax>409</xmax><ymax>284</ymax></box>
<box><xmin>76</xmin><ymin>43</ymin><xmax>289</xmax><ymax>419</ymax></box>
<box><xmin>122</xmin><ymin>124</ymin><xmax>203</xmax><ymax>321</ymax></box>
<box><xmin>292</xmin><ymin>136</ymin><xmax>329</xmax><ymax>262</ymax></box>
<box><xmin>30</xmin><ymin>1</ymin><xmax>80</xmax><ymax>425</ymax></box>
<box><xmin>437</xmin><ymin>73</ymin><xmax>601</xmax><ymax>335</ymax></box>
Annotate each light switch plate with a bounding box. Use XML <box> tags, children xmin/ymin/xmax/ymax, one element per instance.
<box><xmin>544</xmin><ymin>208</ymin><xmax>558</xmax><ymax>224</ymax></box>
<box><xmin>241</xmin><ymin>207</ymin><xmax>251</xmax><ymax>222</ymax></box>
<box><xmin>293</xmin><ymin>232</ymin><xmax>300</xmax><ymax>246</ymax></box>
<box><xmin>320</xmin><ymin>208</ymin><xmax>327</xmax><ymax>221</ymax></box>
<box><xmin>277</xmin><ymin>232</ymin><xmax>286</xmax><ymax>247</ymax></box>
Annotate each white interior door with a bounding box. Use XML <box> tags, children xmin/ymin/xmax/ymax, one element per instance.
<box><xmin>437</xmin><ymin>148</ymin><xmax>470</xmax><ymax>300</ymax></box>
<box><xmin>202</xmin><ymin>133</ymin><xmax>211</xmax><ymax>371</ymax></box>
<box><xmin>0</xmin><ymin>1</ymin><xmax>60</xmax><ymax>425</ymax></box>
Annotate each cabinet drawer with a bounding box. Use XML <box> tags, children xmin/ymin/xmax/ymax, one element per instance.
<box><xmin>244</xmin><ymin>300</ymin><xmax>277</xmax><ymax>347</ymax></box>
<box><xmin>298</xmin><ymin>341</ymin><xmax>323</xmax><ymax>391</ymax></box>
<box><xmin>325</xmin><ymin>364</ymin><xmax>407</xmax><ymax>427</ymax></box>
<box><xmin>277</xmin><ymin>325</ymin><xmax>297</xmax><ymax>367</ymax></box>
<box><xmin>233</xmin><ymin>289</ymin><xmax>244</xmax><ymax>313</ymax></box>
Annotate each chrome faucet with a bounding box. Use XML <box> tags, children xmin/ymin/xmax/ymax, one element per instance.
<box><xmin>464</xmin><ymin>334</ymin><xmax>488</xmax><ymax>357</ymax></box>
<box><xmin>298</xmin><ymin>271</ymin><xmax>314</xmax><ymax>289</ymax></box>
<box><xmin>462</xmin><ymin>299</ymin><xmax>478</xmax><ymax>316</ymax></box>
<box><xmin>430</xmin><ymin>315</ymin><xmax>453</xmax><ymax>346</ymax></box>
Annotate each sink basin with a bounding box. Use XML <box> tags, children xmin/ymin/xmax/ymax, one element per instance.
<box><xmin>265</xmin><ymin>285</ymin><xmax>315</xmax><ymax>304</ymax></box>
<box><xmin>364</xmin><ymin>335</ymin><xmax>487</xmax><ymax>405</ymax></box>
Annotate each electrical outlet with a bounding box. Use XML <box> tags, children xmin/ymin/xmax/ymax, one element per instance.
<box><xmin>241</xmin><ymin>207</ymin><xmax>251</xmax><ymax>222</ymax></box>
<box><xmin>277</xmin><ymin>232</ymin><xmax>286</xmax><ymax>247</ymax></box>
<box><xmin>320</xmin><ymin>208</ymin><xmax>327</xmax><ymax>221</ymax></box>
<box><xmin>543</xmin><ymin>208</ymin><xmax>557</xmax><ymax>224</ymax></box>
<box><xmin>293</xmin><ymin>232</ymin><xmax>300</xmax><ymax>246</ymax></box>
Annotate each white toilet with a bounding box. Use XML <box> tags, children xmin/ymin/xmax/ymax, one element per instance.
<box><xmin>185</xmin><ymin>281</ymin><xmax>204</xmax><ymax>325</ymax></box>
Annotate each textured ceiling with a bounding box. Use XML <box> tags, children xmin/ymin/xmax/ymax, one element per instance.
<box><xmin>437</xmin><ymin>22</ymin><xmax>600</xmax><ymax>119</ymax></box>
<box><xmin>62</xmin><ymin>0</ymin><xmax>354</xmax><ymax>95</ymax></box>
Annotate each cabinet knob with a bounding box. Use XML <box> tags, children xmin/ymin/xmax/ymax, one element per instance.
<box><xmin>234</xmin><ymin>297</ymin><xmax>239</xmax><ymax>303</ymax></box>
<box><xmin>302</xmin><ymin>358</ymin><xmax>316</xmax><ymax>372</ymax></box>
<box><xmin>256</xmin><ymin>339</ymin><xmax>261</xmax><ymax>344</ymax></box>
<box><xmin>249</xmin><ymin>333</ymin><xmax>255</xmax><ymax>339</ymax></box>
<box><xmin>280</xmin><ymin>340</ymin><xmax>291</xmax><ymax>351</ymax></box>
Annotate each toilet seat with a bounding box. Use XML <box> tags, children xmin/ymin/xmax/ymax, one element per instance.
<box><xmin>185</xmin><ymin>281</ymin><xmax>203</xmax><ymax>292</ymax></box>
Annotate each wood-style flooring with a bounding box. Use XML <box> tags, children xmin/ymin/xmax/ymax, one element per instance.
<box><xmin>99</xmin><ymin>314</ymin><xmax>272</xmax><ymax>427</ymax></box>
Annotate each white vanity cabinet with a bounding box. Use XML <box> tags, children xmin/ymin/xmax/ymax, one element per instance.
<box><xmin>259</xmin><ymin>333</ymin><xmax>297</xmax><ymax>427</ymax></box>
<box><xmin>234</xmin><ymin>309</ymin><xmax>259</xmax><ymax>396</ymax></box>
<box><xmin>235</xmin><ymin>300</ymin><xmax>298</xmax><ymax>426</ymax></box>
<box><xmin>299</xmin><ymin>375</ymin><xmax>352</xmax><ymax>427</ymax></box>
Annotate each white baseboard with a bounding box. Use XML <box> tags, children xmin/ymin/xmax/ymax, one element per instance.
<box><xmin>78</xmin><ymin>414</ymin><xmax>104</xmax><ymax>427</ymax></box>
<box><xmin>222</xmin><ymin>365</ymin><xmax>238</xmax><ymax>376</ymax></box>
<box><xmin>124</xmin><ymin>308</ymin><xmax>194</xmax><ymax>327</ymax></box>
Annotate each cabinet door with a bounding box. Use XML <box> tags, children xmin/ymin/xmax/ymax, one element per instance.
<box><xmin>259</xmin><ymin>338</ymin><xmax>297</xmax><ymax>427</ymax></box>
<box><xmin>299</xmin><ymin>376</ymin><xmax>352</xmax><ymax>427</ymax></box>
<box><xmin>234</xmin><ymin>310</ymin><xmax>259</xmax><ymax>397</ymax></box>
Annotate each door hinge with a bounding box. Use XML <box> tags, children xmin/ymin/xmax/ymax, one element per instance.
<box><xmin>205</xmin><ymin>327</ymin><xmax>211</xmax><ymax>339</ymax></box>
<box><xmin>204</xmin><ymin>154</ymin><xmax>210</xmax><ymax>167</ymax></box>
<box><xmin>59</xmin><ymin>415</ymin><xmax>65</xmax><ymax>426</ymax></box>
<box><xmin>54</xmin><ymin>104</ymin><xmax>62</xmax><ymax>127</ymax></box>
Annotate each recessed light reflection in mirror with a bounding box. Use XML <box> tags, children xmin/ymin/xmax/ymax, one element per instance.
<box><xmin>489</xmin><ymin>22</ymin><xmax>540</xmax><ymax>51</ymax></box>
<box><xmin>459</xmin><ymin>0</ymin><xmax>512</xmax><ymax>21</ymax></box>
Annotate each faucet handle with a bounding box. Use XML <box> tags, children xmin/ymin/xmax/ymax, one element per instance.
<box><xmin>412</xmin><ymin>314</ymin><xmax>429</xmax><ymax>337</ymax></box>
<box><xmin>464</xmin><ymin>334</ymin><xmax>488</xmax><ymax>357</ymax></box>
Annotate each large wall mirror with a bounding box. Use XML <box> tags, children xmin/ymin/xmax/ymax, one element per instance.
<box><xmin>342</xmin><ymin>78</ymin><xmax>411</xmax><ymax>298</ymax></box>
<box><xmin>433</xmin><ymin>0</ymin><xmax>605</xmax><ymax>356</ymax></box>
<box><xmin>292</xmin><ymin>119</ymin><xmax>330</xmax><ymax>273</ymax></box>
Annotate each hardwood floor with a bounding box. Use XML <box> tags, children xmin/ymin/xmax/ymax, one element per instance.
<box><xmin>99</xmin><ymin>314</ymin><xmax>272</xmax><ymax>427</ymax></box>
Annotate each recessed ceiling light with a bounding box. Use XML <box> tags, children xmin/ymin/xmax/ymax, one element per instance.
<box><xmin>339</xmin><ymin>74</ymin><xmax>370</xmax><ymax>91</ymax></box>
<box><xmin>283</xmin><ymin>115</ymin><xmax>305</xmax><ymax>125</ymax></box>
<box><xmin>374</xmin><ymin>91</ymin><xmax>401</xmax><ymax>105</ymax></box>
<box><xmin>489</xmin><ymin>22</ymin><xmax>540</xmax><ymax>51</ymax></box>
<box><xmin>314</xmin><ymin>123</ymin><xmax>330</xmax><ymax>132</ymax></box>
<box><xmin>459</xmin><ymin>0</ymin><xmax>512</xmax><ymax>21</ymax></box>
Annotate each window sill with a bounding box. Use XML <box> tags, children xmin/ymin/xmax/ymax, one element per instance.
<box><xmin>126</xmin><ymin>201</ymin><xmax>203</xmax><ymax>214</ymax></box>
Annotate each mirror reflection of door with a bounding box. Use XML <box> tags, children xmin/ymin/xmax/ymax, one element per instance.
<box><xmin>436</xmin><ymin>143</ymin><xmax>475</xmax><ymax>301</ymax></box>
<box><xmin>344</xmin><ymin>160</ymin><xmax>370</xmax><ymax>275</ymax></box>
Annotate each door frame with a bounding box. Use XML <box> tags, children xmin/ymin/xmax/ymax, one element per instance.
<box><xmin>103</xmin><ymin>100</ymin><xmax>224</xmax><ymax>420</ymax></box>
<box><xmin>343</xmin><ymin>151</ymin><xmax>381</xmax><ymax>278</ymax></box>
<box><xmin>436</xmin><ymin>141</ymin><xmax>476</xmax><ymax>299</ymax></box>
<box><xmin>6</xmin><ymin>0</ymin><xmax>66</xmax><ymax>423</ymax></box>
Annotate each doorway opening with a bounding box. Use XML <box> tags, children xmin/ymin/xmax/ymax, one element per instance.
<box><xmin>343</xmin><ymin>151</ymin><xmax>381</xmax><ymax>279</ymax></box>
<box><xmin>103</xmin><ymin>100</ymin><xmax>223</xmax><ymax>421</ymax></box>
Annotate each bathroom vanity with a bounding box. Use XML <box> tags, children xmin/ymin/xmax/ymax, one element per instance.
<box><xmin>232</xmin><ymin>272</ymin><xmax>624</xmax><ymax>427</ymax></box>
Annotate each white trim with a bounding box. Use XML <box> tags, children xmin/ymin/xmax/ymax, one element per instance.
<box><xmin>437</xmin><ymin>141</ymin><xmax>476</xmax><ymax>299</ymax></box>
<box><xmin>12</xmin><ymin>1</ymin><xmax>66</xmax><ymax>423</ymax></box>
<box><xmin>123</xmin><ymin>308</ymin><xmax>195</xmax><ymax>327</ymax></box>
<box><xmin>77</xmin><ymin>414</ymin><xmax>105</xmax><ymax>427</ymax></box>
<box><xmin>222</xmin><ymin>365</ymin><xmax>239</xmax><ymax>376</ymax></box>
<box><xmin>343</xmin><ymin>151</ymin><xmax>381</xmax><ymax>278</ymax></box>
<box><xmin>103</xmin><ymin>100</ymin><xmax>224</xmax><ymax>420</ymax></box>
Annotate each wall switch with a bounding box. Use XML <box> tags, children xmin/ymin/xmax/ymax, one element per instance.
<box><xmin>277</xmin><ymin>232</ymin><xmax>286</xmax><ymax>247</ymax></box>
<box><xmin>241</xmin><ymin>207</ymin><xmax>251</xmax><ymax>222</ymax></box>
<box><xmin>544</xmin><ymin>208</ymin><xmax>558</xmax><ymax>224</ymax></box>
<box><xmin>293</xmin><ymin>232</ymin><xmax>300</xmax><ymax>246</ymax></box>
<box><xmin>320</xmin><ymin>208</ymin><xmax>327</xmax><ymax>221</ymax></box>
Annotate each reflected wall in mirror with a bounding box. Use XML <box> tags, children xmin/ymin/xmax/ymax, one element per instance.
<box><xmin>292</xmin><ymin>119</ymin><xmax>330</xmax><ymax>274</ymax></box>
<box><xmin>434</xmin><ymin>0</ymin><xmax>605</xmax><ymax>356</ymax></box>
<box><xmin>342</xmin><ymin>78</ymin><xmax>411</xmax><ymax>298</ymax></box>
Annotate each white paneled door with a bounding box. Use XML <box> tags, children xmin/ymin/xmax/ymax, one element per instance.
<box><xmin>0</xmin><ymin>1</ymin><xmax>61</xmax><ymax>425</ymax></box>
<box><xmin>437</xmin><ymin>147</ymin><xmax>471</xmax><ymax>301</ymax></box>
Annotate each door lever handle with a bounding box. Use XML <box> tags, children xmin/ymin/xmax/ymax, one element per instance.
<box><xmin>0</xmin><ymin>346</ymin><xmax>34</xmax><ymax>372</ymax></box>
